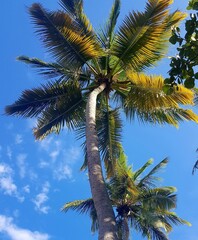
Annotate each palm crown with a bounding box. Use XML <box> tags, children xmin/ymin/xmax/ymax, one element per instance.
<box><xmin>62</xmin><ymin>153</ymin><xmax>190</xmax><ymax>240</ymax></box>
<box><xmin>5</xmin><ymin>0</ymin><xmax>198</xmax><ymax>176</ymax></box>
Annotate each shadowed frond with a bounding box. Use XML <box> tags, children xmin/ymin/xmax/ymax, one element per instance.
<box><xmin>33</xmin><ymin>95</ymin><xmax>85</xmax><ymax>139</ymax></box>
<box><xmin>29</xmin><ymin>4</ymin><xmax>102</xmax><ymax>69</ymax></box>
<box><xmin>5</xmin><ymin>81</ymin><xmax>83</xmax><ymax>117</ymax></box>
<box><xmin>62</xmin><ymin>198</ymin><xmax>98</xmax><ymax>232</ymax></box>
<box><xmin>17</xmin><ymin>55</ymin><xmax>92</xmax><ymax>85</ymax></box>
<box><xmin>17</xmin><ymin>55</ymin><xmax>74</xmax><ymax>79</ymax></box>
<box><xmin>96</xmin><ymin>108</ymin><xmax>122</xmax><ymax>177</ymax></box>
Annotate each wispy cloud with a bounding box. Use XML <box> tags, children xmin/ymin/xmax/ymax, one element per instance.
<box><xmin>0</xmin><ymin>163</ymin><xmax>23</xmax><ymax>202</ymax></box>
<box><xmin>53</xmin><ymin>164</ymin><xmax>72</xmax><ymax>181</ymax></box>
<box><xmin>17</xmin><ymin>154</ymin><xmax>27</xmax><ymax>179</ymax></box>
<box><xmin>23</xmin><ymin>185</ymin><xmax>30</xmax><ymax>194</ymax></box>
<box><xmin>0</xmin><ymin>215</ymin><xmax>50</xmax><ymax>240</ymax></box>
<box><xmin>15</xmin><ymin>134</ymin><xmax>23</xmax><ymax>145</ymax></box>
<box><xmin>7</xmin><ymin>146</ymin><xmax>12</xmax><ymax>160</ymax></box>
<box><xmin>32</xmin><ymin>182</ymin><xmax>50</xmax><ymax>214</ymax></box>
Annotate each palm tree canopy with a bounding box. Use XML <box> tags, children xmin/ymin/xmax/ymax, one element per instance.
<box><xmin>5</xmin><ymin>0</ymin><xmax>198</xmax><ymax>174</ymax></box>
<box><xmin>62</xmin><ymin>151</ymin><xmax>191</xmax><ymax>239</ymax></box>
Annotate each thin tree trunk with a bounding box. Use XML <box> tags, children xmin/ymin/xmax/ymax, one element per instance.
<box><xmin>86</xmin><ymin>83</ymin><xmax>118</xmax><ymax>240</ymax></box>
<box><xmin>122</xmin><ymin>216</ymin><xmax>130</xmax><ymax>240</ymax></box>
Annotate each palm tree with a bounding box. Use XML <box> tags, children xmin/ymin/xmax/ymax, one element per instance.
<box><xmin>5</xmin><ymin>0</ymin><xmax>198</xmax><ymax>239</ymax></box>
<box><xmin>62</xmin><ymin>152</ymin><xmax>191</xmax><ymax>240</ymax></box>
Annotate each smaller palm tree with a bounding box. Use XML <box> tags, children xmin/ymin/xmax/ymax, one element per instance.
<box><xmin>62</xmin><ymin>151</ymin><xmax>191</xmax><ymax>240</ymax></box>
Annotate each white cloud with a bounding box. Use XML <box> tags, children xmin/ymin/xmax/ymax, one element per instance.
<box><xmin>7</xmin><ymin>146</ymin><xmax>12</xmax><ymax>160</ymax></box>
<box><xmin>17</xmin><ymin>154</ymin><xmax>27</xmax><ymax>179</ymax></box>
<box><xmin>53</xmin><ymin>164</ymin><xmax>72</xmax><ymax>181</ymax></box>
<box><xmin>0</xmin><ymin>215</ymin><xmax>50</xmax><ymax>240</ymax></box>
<box><xmin>38</xmin><ymin>160</ymin><xmax>50</xmax><ymax>169</ymax></box>
<box><xmin>15</xmin><ymin>134</ymin><xmax>23</xmax><ymax>145</ymax></box>
<box><xmin>0</xmin><ymin>163</ymin><xmax>23</xmax><ymax>202</ymax></box>
<box><xmin>23</xmin><ymin>185</ymin><xmax>30</xmax><ymax>193</ymax></box>
<box><xmin>32</xmin><ymin>182</ymin><xmax>50</xmax><ymax>214</ymax></box>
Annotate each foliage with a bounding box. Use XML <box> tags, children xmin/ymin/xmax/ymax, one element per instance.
<box><xmin>5</xmin><ymin>0</ymin><xmax>198</xmax><ymax>177</ymax></box>
<box><xmin>164</xmin><ymin>0</ymin><xmax>198</xmax><ymax>92</ymax></box>
<box><xmin>62</xmin><ymin>152</ymin><xmax>191</xmax><ymax>240</ymax></box>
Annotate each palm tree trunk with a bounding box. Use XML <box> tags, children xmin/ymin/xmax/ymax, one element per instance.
<box><xmin>122</xmin><ymin>216</ymin><xmax>130</xmax><ymax>240</ymax></box>
<box><xmin>86</xmin><ymin>83</ymin><xmax>118</xmax><ymax>240</ymax></box>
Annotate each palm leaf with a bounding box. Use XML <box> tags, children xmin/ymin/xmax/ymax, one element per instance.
<box><xmin>29</xmin><ymin>4</ymin><xmax>101</xmax><ymax>69</ymax></box>
<box><xmin>17</xmin><ymin>56</ymin><xmax>92</xmax><ymax>85</ymax></box>
<box><xmin>138</xmin><ymin>158</ymin><xmax>168</xmax><ymax>188</ymax></box>
<box><xmin>98</xmin><ymin>0</ymin><xmax>120</xmax><ymax>48</ymax></box>
<box><xmin>76</xmin><ymin>106</ymin><xmax>123</xmax><ymax>176</ymax></box>
<box><xmin>62</xmin><ymin>198</ymin><xmax>98</xmax><ymax>232</ymax></box>
<box><xmin>141</xmin><ymin>187</ymin><xmax>177</xmax><ymax>210</ymax></box>
<box><xmin>96</xmin><ymin>107</ymin><xmax>123</xmax><ymax>177</ymax></box>
<box><xmin>111</xmin><ymin>0</ymin><xmax>181</xmax><ymax>73</ymax></box>
<box><xmin>133</xmin><ymin>158</ymin><xmax>153</xmax><ymax>181</ymax></box>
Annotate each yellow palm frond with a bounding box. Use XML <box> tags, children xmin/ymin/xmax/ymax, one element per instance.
<box><xmin>111</xmin><ymin>0</ymin><xmax>185</xmax><ymax>73</ymax></box>
<box><xmin>29</xmin><ymin>4</ymin><xmax>103</xmax><ymax>69</ymax></box>
<box><xmin>126</xmin><ymin>72</ymin><xmax>195</xmax><ymax>110</ymax></box>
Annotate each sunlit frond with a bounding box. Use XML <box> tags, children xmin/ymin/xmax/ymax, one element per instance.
<box><xmin>138</xmin><ymin>158</ymin><xmax>168</xmax><ymax>188</ymax></box>
<box><xmin>29</xmin><ymin>4</ymin><xmax>102</xmax><ymax>69</ymax></box>
<box><xmin>111</xmin><ymin>0</ymin><xmax>182</xmax><ymax>73</ymax></box>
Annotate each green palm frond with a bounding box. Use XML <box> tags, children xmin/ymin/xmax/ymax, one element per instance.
<box><xmin>138</xmin><ymin>158</ymin><xmax>168</xmax><ymax>188</ymax></box>
<box><xmin>17</xmin><ymin>56</ymin><xmax>74</xmax><ymax>79</ymax></box>
<box><xmin>76</xmin><ymin>106</ymin><xmax>123</xmax><ymax>176</ymax></box>
<box><xmin>98</xmin><ymin>0</ymin><xmax>120</xmax><ymax>48</ymax></box>
<box><xmin>111</xmin><ymin>0</ymin><xmax>182</xmax><ymax>73</ymax></box>
<box><xmin>17</xmin><ymin>55</ymin><xmax>92</xmax><ymax>86</ymax></box>
<box><xmin>96</xmin><ymin>107</ymin><xmax>122</xmax><ymax>177</ymax></box>
<box><xmin>62</xmin><ymin>198</ymin><xmax>98</xmax><ymax>232</ymax></box>
<box><xmin>29</xmin><ymin>4</ymin><xmax>102</xmax><ymax>69</ymax></box>
<box><xmin>5</xmin><ymin>81</ymin><xmax>82</xmax><ymax>117</ymax></box>
<box><xmin>156</xmin><ymin>211</ymin><xmax>191</xmax><ymax>229</ymax></box>
<box><xmin>141</xmin><ymin>187</ymin><xmax>177</xmax><ymax>210</ymax></box>
<box><xmin>34</xmin><ymin>95</ymin><xmax>85</xmax><ymax>139</ymax></box>
<box><xmin>60</xmin><ymin>0</ymin><xmax>94</xmax><ymax>37</ymax></box>
<box><xmin>133</xmin><ymin>158</ymin><xmax>153</xmax><ymax>181</ymax></box>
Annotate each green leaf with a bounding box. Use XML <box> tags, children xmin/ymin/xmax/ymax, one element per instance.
<box><xmin>184</xmin><ymin>78</ymin><xmax>195</xmax><ymax>88</ymax></box>
<box><xmin>162</xmin><ymin>85</ymin><xmax>174</xmax><ymax>95</ymax></box>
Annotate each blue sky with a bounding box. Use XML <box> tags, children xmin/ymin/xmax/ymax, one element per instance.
<box><xmin>1</xmin><ymin>0</ymin><xmax>198</xmax><ymax>239</ymax></box>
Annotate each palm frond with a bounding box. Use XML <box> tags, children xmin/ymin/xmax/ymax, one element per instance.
<box><xmin>133</xmin><ymin>158</ymin><xmax>153</xmax><ymax>181</ymax></box>
<box><xmin>17</xmin><ymin>56</ymin><xmax>73</xmax><ymax>79</ymax></box>
<box><xmin>76</xmin><ymin>106</ymin><xmax>123</xmax><ymax>176</ymax></box>
<box><xmin>141</xmin><ymin>187</ymin><xmax>177</xmax><ymax>210</ymax></box>
<box><xmin>5</xmin><ymin>81</ymin><xmax>83</xmax><ymax>117</ymax></box>
<box><xmin>33</xmin><ymin>94</ymin><xmax>85</xmax><ymax>139</ymax></box>
<box><xmin>98</xmin><ymin>0</ymin><xmax>120</xmax><ymax>48</ymax></box>
<box><xmin>111</xmin><ymin>0</ymin><xmax>181</xmax><ymax>73</ymax></box>
<box><xmin>138</xmin><ymin>158</ymin><xmax>168</xmax><ymax>188</ymax></box>
<box><xmin>62</xmin><ymin>198</ymin><xmax>98</xmax><ymax>232</ymax></box>
<box><xmin>29</xmin><ymin>4</ymin><xmax>101</xmax><ymax>69</ymax></box>
<box><xmin>157</xmin><ymin>211</ymin><xmax>191</xmax><ymax>228</ymax></box>
<box><xmin>96</xmin><ymin>107</ymin><xmax>123</xmax><ymax>177</ymax></box>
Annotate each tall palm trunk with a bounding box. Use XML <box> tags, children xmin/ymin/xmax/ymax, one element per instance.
<box><xmin>86</xmin><ymin>83</ymin><xmax>118</xmax><ymax>240</ymax></box>
<box><xmin>122</xmin><ymin>216</ymin><xmax>130</xmax><ymax>240</ymax></box>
